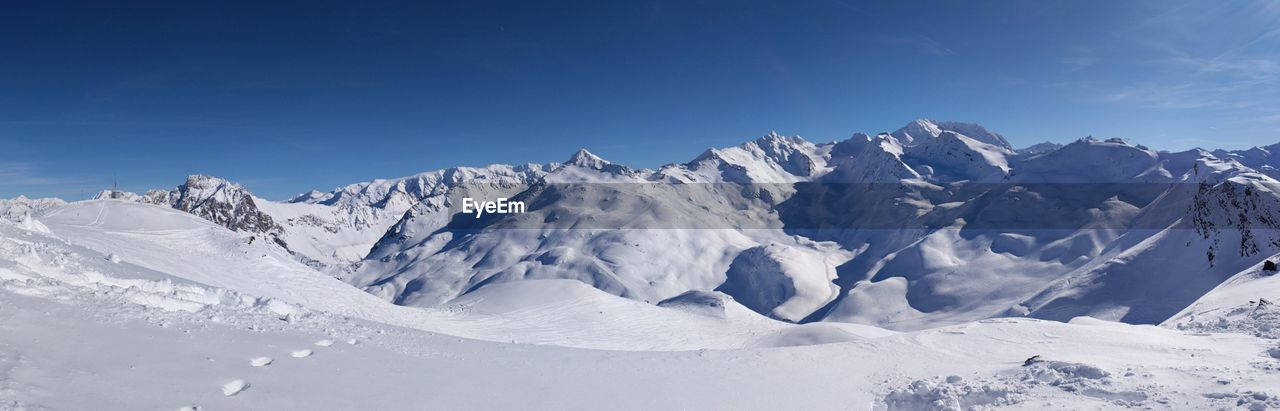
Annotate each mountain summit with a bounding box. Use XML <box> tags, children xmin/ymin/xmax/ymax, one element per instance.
<box><xmin>891</xmin><ymin>118</ymin><xmax>1014</xmax><ymax>150</ymax></box>
<box><xmin>565</xmin><ymin>148</ymin><xmax>610</xmax><ymax>168</ymax></box>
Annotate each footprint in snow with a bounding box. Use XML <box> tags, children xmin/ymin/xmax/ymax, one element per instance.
<box><xmin>314</xmin><ymin>339</ymin><xmax>334</xmax><ymax>347</ymax></box>
<box><xmin>221</xmin><ymin>379</ymin><xmax>249</xmax><ymax>396</ymax></box>
<box><xmin>249</xmin><ymin>357</ymin><xmax>273</xmax><ymax>367</ymax></box>
<box><xmin>290</xmin><ymin>349</ymin><xmax>313</xmax><ymax>358</ymax></box>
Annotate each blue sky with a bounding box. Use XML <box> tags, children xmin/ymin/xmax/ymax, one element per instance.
<box><xmin>3</xmin><ymin>1</ymin><xmax>1279</xmax><ymax>199</ymax></box>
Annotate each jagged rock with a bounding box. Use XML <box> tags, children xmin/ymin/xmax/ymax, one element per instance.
<box><xmin>164</xmin><ymin>175</ymin><xmax>283</xmax><ymax>234</ymax></box>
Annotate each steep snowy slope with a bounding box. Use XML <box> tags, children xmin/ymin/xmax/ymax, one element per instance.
<box><xmin>1162</xmin><ymin>252</ymin><xmax>1280</xmax><ymax>343</ymax></box>
<box><xmin>822</xmin><ymin>133</ymin><xmax>920</xmax><ymax>182</ymax></box>
<box><xmin>901</xmin><ymin>130</ymin><xmax>1011</xmax><ymax>182</ymax></box>
<box><xmin>802</xmin><ymin>138</ymin><xmax>1236</xmax><ymax>330</ymax></box>
<box><xmin>1021</xmin><ymin>161</ymin><xmax>1280</xmax><ymax>324</ymax></box>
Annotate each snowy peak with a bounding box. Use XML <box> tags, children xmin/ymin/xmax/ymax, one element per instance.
<box><xmin>307</xmin><ymin>163</ymin><xmax>555</xmax><ymax>213</ymax></box>
<box><xmin>672</xmin><ymin>132</ymin><xmax>823</xmax><ymax>183</ymax></box>
<box><xmin>751</xmin><ymin>131</ymin><xmax>819</xmax><ymax>177</ymax></box>
<box><xmin>890</xmin><ymin>119</ymin><xmax>1014</xmax><ymax>151</ymax></box>
<box><xmin>933</xmin><ymin>121</ymin><xmax>1012</xmax><ymax>150</ymax></box>
<box><xmin>902</xmin><ymin>130</ymin><xmax>1011</xmax><ymax>181</ymax></box>
<box><xmin>1016</xmin><ymin>142</ymin><xmax>1063</xmax><ymax>156</ymax></box>
<box><xmin>556</xmin><ymin>149</ymin><xmax>636</xmax><ymax>179</ymax></box>
<box><xmin>1013</xmin><ymin>136</ymin><xmax>1164</xmax><ymax>182</ymax></box>
<box><xmin>1209</xmin><ymin>143</ymin><xmax>1280</xmax><ymax>181</ymax></box>
<box><xmin>825</xmin><ymin>133</ymin><xmax>919</xmax><ymax>182</ymax></box>
<box><xmin>890</xmin><ymin>119</ymin><xmax>943</xmax><ymax>146</ymax></box>
<box><xmin>565</xmin><ymin>148</ymin><xmax>610</xmax><ymax>169</ymax></box>
<box><xmin>287</xmin><ymin>190</ymin><xmax>329</xmax><ymax>204</ymax></box>
<box><xmin>157</xmin><ymin>175</ymin><xmax>283</xmax><ymax>236</ymax></box>
<box><xmin>0</xmin><ymin>195</ymin><xmax>66</xmax><ymax>223</ymax></box>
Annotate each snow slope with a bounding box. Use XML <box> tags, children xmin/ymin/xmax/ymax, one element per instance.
<box><xmin>5</xmin><ymin>275</ymin><xmax>1279</xmax><ymax>410</ymax></box>
<box><xmin>9</xmin><ymin>200</ymin><xmax>817</xmax><ymax>351</ymax></box>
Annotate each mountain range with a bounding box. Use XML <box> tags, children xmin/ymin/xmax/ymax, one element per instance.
<box><xmin>8</xmin><ymin>118</ymin><xmax>1280</xmax><ymax>409</ymax></box>
<box><xmin>78</xmin><ymin>118</ymin><xmax>1280</xmax><ymax>331</ymax></box>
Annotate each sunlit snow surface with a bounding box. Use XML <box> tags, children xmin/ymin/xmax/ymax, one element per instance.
<box><xmin>9</xmin><ymin>121</ymin><xmax>1280</xmax><ymax>409</ymax></box>
<box><xmin>2</xmin><ymin>199</ymin><xmax>1280</xmax><ymax>410</ymax></box>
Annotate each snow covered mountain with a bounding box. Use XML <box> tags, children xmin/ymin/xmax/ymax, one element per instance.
<box><xmin>145</xmin><ymin>175</ymin><xmax>284</xmax><ymax>237</ymax></box>
<box><xmin>97</xmin><ymin>164</ymin><xmax>556</xmax><ymax>269</ymax></box>
<box><xmin>330</xmin><ymin>121</ymin><xmax>1280</xmax><ymax>336</ymax></box>
<box><xmin>7</xmin><ymin>119</ymin><xmax>1280</xmax><ymax>409</ymax></box>
<box><xmin>6</xmin><ymin>200</ymin><xmax>1279</xmax><ymax>409</ymax></box>
<box><xmin>72</xmin><ymin>120</ymin><xmax>1280</xmax><ymax>334</ymax></box>
<box><xmin>0</xmin><ymin>195</ymin><xmax>66</xmax><ymax>223</ymax></box>
<box><xmin>890</xmin><ymin>118</ymin><xmax>1014</xmax><ymax>150</ymax></box>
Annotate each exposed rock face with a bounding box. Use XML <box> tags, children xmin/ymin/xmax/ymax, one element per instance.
<box><xmin>149</xmin><ymin>175</ymin><xmax>284</xmax><ymax>238</ymax></box>
<box><xmin>1190</xmin><ymin>175</ymin><xmax>1280</xmax><ymax>265</ymax></box>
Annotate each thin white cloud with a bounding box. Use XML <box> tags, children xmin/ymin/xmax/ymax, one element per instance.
<box><xmin>0</xmin><ymin>163</ymin><xmax>82</xmax><ymax>186</ymax></box>
<box><xmin>864</xmin><ymin>34</ymin><xmax>955</xmax><ymax>56</ymax></box>
<box><xmin>1060</xmin><ymin>46</ymin><xmax>1097</xmax><ymax>71</ymax></box>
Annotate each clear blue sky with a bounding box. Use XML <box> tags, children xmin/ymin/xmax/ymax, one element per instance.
<box><xmin>3</xmin><ymin>1</ymin><xmax>1278</xmax><ymax>199</ymax></box>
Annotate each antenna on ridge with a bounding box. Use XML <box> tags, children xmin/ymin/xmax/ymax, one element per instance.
<box><xmin>110</xmin><ymin>172</ymin><xmax>122</xmax><ymax>200</ymax></box>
